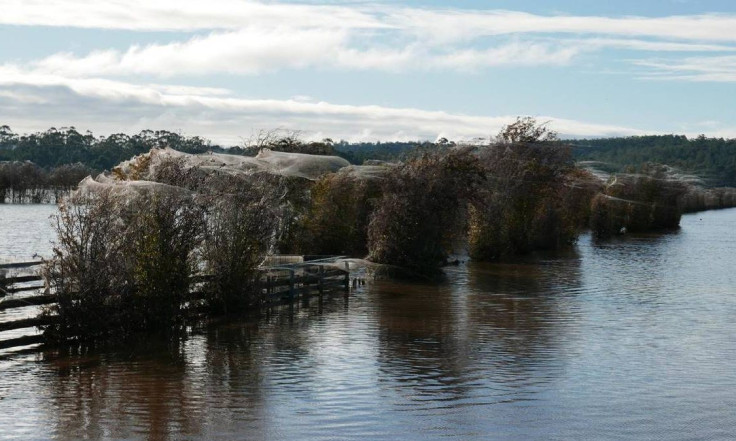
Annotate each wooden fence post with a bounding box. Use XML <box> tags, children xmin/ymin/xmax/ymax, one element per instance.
<box><xmin>343</xmin><ymin>261</ymin><xmax>350</xmax><ymax>291</ymax></box>
<box><xmin>318</xmin><ymin>265</ymin><xmax>324</xmax><ymax>295</ymax></box>
<box><xmin>289</xmin><ymin>269</ymin><xmax>295</xmax><ymax>301</ymax></box>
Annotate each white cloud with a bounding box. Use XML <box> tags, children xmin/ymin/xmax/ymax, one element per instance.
<box><xmin>0</xmin><ymin>0</ymin><xmax>385</xmax><ymax>31</ymax></box>
<box><xmin>27</xmin><ymin>28</ymin><xmax>585</xmax><ymax>77</ymax></box>
<box><xmin>427</xmin><ymin>42</ymin><xmax>580</xmax><ymax>71</ymax></box>
<box><xmin>636</xmin><ymin>55</ymin><xmax>736</xmax><ymax>82</ymax></box>
<box><xmin>6</xmin><ymin>2</ymin><xmax>735</xmax><ymax>79</ymax></box>
<box><xmin>571</xmin><ymin>38</ymin><xmax>736</xmax><ymax>52</ymax></box>
<box><xmin>32</xmin><ymin>27</ymin><xmax>352</xmax><ymax>76</ymax></box>
<box><xmin>0</xmin><ymin>67</ymin><xmax>645</xmax><ymax>144</ymax></box>
<box><xmin>5</xmin><ymin>1</ymin><xmax>736</xmax><ymax>45</ymax></box>
<box><xmin>391</xmin><ymin>9</ymin><xmax>736</xmax><ymax>44</ymax></box>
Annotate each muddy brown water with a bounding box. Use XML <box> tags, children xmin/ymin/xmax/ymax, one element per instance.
<box><xmin>1</xmin><ymin>205</ymin><xmax>735</xmax><ymax>440</ymax></box>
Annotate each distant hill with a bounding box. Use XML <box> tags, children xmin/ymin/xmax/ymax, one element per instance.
<box><xmin>569</xmin><ymin>135</ymin><xmax>736</xmax><ymax>187</ymax></box>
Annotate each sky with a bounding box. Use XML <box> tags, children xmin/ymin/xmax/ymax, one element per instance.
<box><xmin>1</xmin><ymin>0</ymin><xmax>736</xmax><ymax>145</ymax></box>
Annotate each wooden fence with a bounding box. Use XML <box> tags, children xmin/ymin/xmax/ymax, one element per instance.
<box><xmin>0</xmin><ymin>257</ymin><xmax>351</xmax><ymax>351</ymax></box>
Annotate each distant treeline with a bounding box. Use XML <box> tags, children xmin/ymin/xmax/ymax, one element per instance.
<box><xmin>339</xmin><ymin>134</ymin><xmax>736</xmax><ymax>188</ymax></box>
<box><xmin>0</xmin><ymin>125</ymin><xmax>228</xmax><ymax>171</ymax></box>
<box><xmin>571</xmin><ymin>135</ymin><xmax>736</xmax><ymax>187</ymax></box>
<box><xmin>4</xmin><ymin>125</ymin><xmax>736</xmax><ymax>201</ymax></box>
<box><xmin>333</xmin><ymin>141</ymin><xmax>442</xmax><ymax>164</ymax></box>
<box><xmin>0</xmin><ymin>125</ymin><xmax>226</xmax><ymax>202</ymax></box>
<box><xmin>0</xmin><ymin>124</ymin><xmax>441</xmax><ymax>169</ymax></box>
<box><xmin>340</xmin><ymin>135</ymin><xmax>736</xmax><ymax>191</ymax></box>
<box><xmin>0</xmin><ymin>162</ymin><xmax>93</xmax><ymax>203</ymax></box>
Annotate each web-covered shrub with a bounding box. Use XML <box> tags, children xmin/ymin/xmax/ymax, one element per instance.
<box><xmin>591</xmin><ymin>165</ymin><xmax>687</xmax><ymax>238</ymax></box>
<box><xmin>468</xmin><ymin>143</ymin><xmax>584</xmax><ymax>260</ymax></box>
<box><xmin>368</xmin><ymin>148</ymin><xmax>484</xmax><ymax>274</ymax></box>
<box><xmin>43</xmin><ymin>187</ymin><xmax>203</xmax><ymax>341</ymax></box>
<box><xmin>199</xmin><ymin>173</ymin><xmax>279</xmax><ymax>313</ymax></box>
<box><xmin>301</xmin><ymin>169</ymin><xmax>382</xmax><ymax>257</ymax></box>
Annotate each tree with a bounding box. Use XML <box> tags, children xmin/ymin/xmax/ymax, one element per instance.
<box><xmin>590</xmin><ymin>164</ymin><xmax>687</xmax><ymax>238</ymax></box>
<box><xmin>368</xmin><ymin>147</ymin><xmax>485</xmax><ymax>274</ymax></box>
<box><xmin>301</xmin><ymin>169</ymin><xmax>382</xmax><ymax>256</ymax></box>
<box><xmin>497</xmin><ymin>117</ymin><xmax>558</xmax><ymax>145</ymax></box>
<box><xmin>468</xmin><ymin>118</ymin><xmax>593</xmax><ymax>260</ymax></box>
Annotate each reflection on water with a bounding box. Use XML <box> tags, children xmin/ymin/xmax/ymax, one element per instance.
<box><xmin>1</xmin><ymin>208</ymin><xmax>736</xmax><ymax>440</ymax></box>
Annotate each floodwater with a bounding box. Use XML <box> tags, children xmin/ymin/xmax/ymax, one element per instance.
<box><xmin>1</xmin><ymin>206</ymin><xmax>735</xmax><ymax>440</ymax></box>
<box><xmin>0</xmin><ymin>204</ymin><xmax>57</xmax><ymax>261</ymax></box>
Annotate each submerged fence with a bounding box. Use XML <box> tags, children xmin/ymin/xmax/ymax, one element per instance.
<box><xmin>0</xmin><ymin>260</ymin><xmax>48</xmax><ymax>349</ymax></box>
<box><xmin>0</xmin><ymin>257</ymin><xmax>351</xmax><ymax>351</ymax></box>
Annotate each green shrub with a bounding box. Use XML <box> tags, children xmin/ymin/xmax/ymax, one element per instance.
<box><xmin>591</xmin><ymin>165</ymin><xmax>687</xmax><ymax>238</ymax></box>
<box><xmin>301</xmin><ymin>170</ymin><xmax>381</xmax><ymax>256</ymax></box>
<box><xmin>43</xmin><ymin>188</ymin><xmax>203</xmax><ymax>341</ymax></box>
<box><xmin>469</xmin><ymin>142</ymin><xmax>584</xmax><ymax>260</ymax></box>
<box><xmin>200</xmin><ymin>175</ymin><xmax>278</xmax><ymax>313</ymax></box>
<box><xmin>368</xmin><ymin>148</ymin><xmax>484</xmax><ymax>274</ymax></box>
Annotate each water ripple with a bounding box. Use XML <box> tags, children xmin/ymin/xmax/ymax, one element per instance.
<box><xmin>0</xmin><ymin>208</ymin><xmax>735</xmax><ymax>440</ymax></box>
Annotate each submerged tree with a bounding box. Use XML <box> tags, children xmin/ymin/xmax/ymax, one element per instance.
<box><xmin>41</xmin><ymin>148</ymin><xmax>313</xmax><ymax>341</ymax></box>
<box><xmin>200</xmin><ymin>173</ymin><xmax>280</xmax><ymax>313</ymax></box>
<box><xmin>469</xmin><ymin>118</ymin><xmax>594</xmax><ymax>260</ymax></box>
<box><xmin>42</xmin><ymin>186</ymin><xmax>203</xmax><ymax>341</ymax></box>
<box><xmin>368</xmin><ymin>147</ymin><xmax>485</xmax><ymax>274</ymax></box>
<box><xmin>0</xmin><ymin>161</ymin><xmax>47</xmax><ymax>203</ymax></box>
<box><xmin>469</xmin><ymin>144</ymin><xmax>573</xmax><ymax>259</ymax></box>
<box><xmin>301</xmin><ymin>168</ymin><xmax>382</xmax><ymax>256</ymax></box>
<box><xmin>590</xmin><ymin>164</ymin><xmax>687</xmax><ymax>238</ymax></box>
<box><xmin>42</xmin><ymin>191</ymin><xmax>125</xmax><ymax>341</ymax></box>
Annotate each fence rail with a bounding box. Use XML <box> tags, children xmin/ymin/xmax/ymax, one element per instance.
<box><xmin>0</xmin><ymin>257</ymin><xmax>352</xmax><ymax>351</ymax></box>
<box><xmin>0</xmin><ymin>260</ymin><xmax>44</xmax><ymax>270</ymax></box>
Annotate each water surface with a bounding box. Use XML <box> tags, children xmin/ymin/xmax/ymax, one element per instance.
<box><xmin>1</xmin><ymin>207</ymin><xmax>735</xmax><ymax>440</ymax></box>
<box><xmin>0</xmin><ymin>204</ymin><xmax>57</xmax><ymax>261</ymax></box>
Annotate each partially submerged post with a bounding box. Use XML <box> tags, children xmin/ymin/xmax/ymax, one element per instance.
<box><xmin>344</xmin><ymin>261</ymin><xmax>350</xmax><ymax>291</ymax></box>
<box><xmin>288</xmin><ymin>269</ymin><xmax>295</xmax><ymax>301</ymax></box>
<box><xmin>318</xmin><ymin>265</ymin><xmax>324</xmax><ymax>295</ymax></box>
